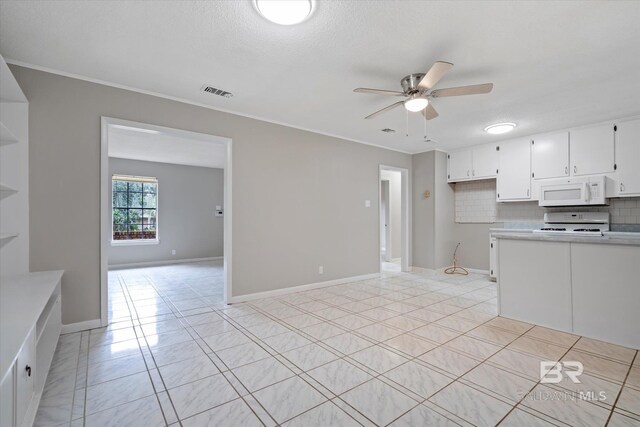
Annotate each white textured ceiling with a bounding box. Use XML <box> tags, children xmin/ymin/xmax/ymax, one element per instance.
<box><xmin>108</xmin><ymin>125</ymin><xmax>226</xmax><ymax>169</ymax></box>
<box><xmin>2</xmin><ymin>1</ymin><xmax>640</xmax><ymax>153</ymax></box>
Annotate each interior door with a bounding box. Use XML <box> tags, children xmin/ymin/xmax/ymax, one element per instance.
<box><xmin>380</xmin><ymin>180</ymin><xmax>391</xmax><ymax>261</ymax></box>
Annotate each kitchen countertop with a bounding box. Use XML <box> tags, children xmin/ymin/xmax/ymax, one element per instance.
<box><xmin>492</xmin><ymin>230</ymin><xmax>640</xmax><ymax>246</ymax></box>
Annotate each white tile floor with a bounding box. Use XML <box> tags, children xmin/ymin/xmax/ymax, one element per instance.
<box><xmin>35</xmin><ymin>261</ymin><xmax>639</xmax><ymax>426</ymax></box>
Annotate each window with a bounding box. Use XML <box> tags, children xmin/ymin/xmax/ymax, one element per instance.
<box><xmin>112</xmin><ymin>175</ymin><xmax>158</xmax><ymax>241</ymax></box>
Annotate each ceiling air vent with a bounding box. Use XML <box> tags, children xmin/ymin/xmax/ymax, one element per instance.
<box><xmin>201</xmin><ymin>85</ymin><xmax>233</xmax><ymax>98</ymax></box>
<box><xmin>381</xmin><ymin>128</ymin><xmax>396</xmax><ymax>133</ymax></box>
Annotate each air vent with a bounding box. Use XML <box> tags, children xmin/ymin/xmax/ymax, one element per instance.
<box><xmin>381</xmin><ymin>128</ymin><xmax>396</xmax><ymax>133</ymax></box>
<box><xmin>201</xmin><ymin>85</ymin><xmax>233</xmax><ymax>98</ymax></box>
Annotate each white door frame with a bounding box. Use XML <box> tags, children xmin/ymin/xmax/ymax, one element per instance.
<box><xmin>100</xmin><ymin>117</ymin><xmax>233</xmax><ymax>326</ymax></box>
<box><xmin>380</xmin><ymin>180</ymin><xmax>391</xmax><ymax>262</ymax></box>
<box><xmin>378</xmin><ymin>165</ymin><xmax>411</xmax><ymax>272</ymax></box>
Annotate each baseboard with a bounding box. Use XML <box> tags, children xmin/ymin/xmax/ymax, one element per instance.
<box><xmin>227</xmin><ymin>273</ymin><xmax>381</xmax><ymax>304</ymax></box>
<box><xmin>411</xmin><ymin>266</ymin><xmax>490</xmax><ymax>275</ymax></box>
<box><xmin>61</xmin><ymin>318</ymin><xmax>102</xmax><ymax>334</ymax></box>
<box><xmin>109</xmin><ymin>256</ymin><xmax>223</xmax><ymax>270</ymax></box>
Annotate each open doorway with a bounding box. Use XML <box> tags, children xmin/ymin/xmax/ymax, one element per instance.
<box><xmin>379</xmin><ymin>165</ymin><xmax>410</xmax><ymax>273</ymax></box>
<box><xmin>100</xmin><ymin>118</ymin><xmax>232</xmax><ymax>327</ymax></box>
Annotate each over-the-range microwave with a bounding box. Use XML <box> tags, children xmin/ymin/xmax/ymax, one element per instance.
<box><xmin>538</xmin><ymin>176</ymin><xmax>607</xmax><ymax>207</ymax></box>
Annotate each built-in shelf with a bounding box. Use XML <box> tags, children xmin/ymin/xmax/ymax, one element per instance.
<box><xmin>0</xmin><ymin>232</ymin><xmax>19</xmax><ymax>241</ymax></box>
<box><xmin>0</xmin><ymin>120</ymin><xmax>19</xmax><ymax>146</ymax></box>
<box><xmin>0</xmin><ymin>184</ymin><xmax>18</xmax><ymax>200</ymax></box>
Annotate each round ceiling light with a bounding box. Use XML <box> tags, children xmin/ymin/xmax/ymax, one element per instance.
<box><xmin>255</xmin><ymin>0</ymin><xmax>313</xmax><ymax>25</ymax></box>
<box><xmin>484</xmin><ymin>122</ymin><xmax>517</xmax><ymax>135</ymax></box>
<box><xmin>404</xmin><ymin>95</ymin><xmax>429</xmax><ymax>112</ymax></box>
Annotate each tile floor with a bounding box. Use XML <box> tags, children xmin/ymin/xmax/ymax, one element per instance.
<box><xmin>35</xmin><ymin>261</ymin><xmax>639</xmax><ymax>426</ymax></box>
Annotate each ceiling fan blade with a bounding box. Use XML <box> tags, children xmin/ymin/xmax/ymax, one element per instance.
<box><xmin>430</xmin><ymin>83</ymin><xmax>494</xmax><ymax>98</ymax></box>
<box><xmin>354</xmin><ymin>88</ymin><xmax>405</xmax><ymax>96</ymax></box>
<box><xmin>418</xmin><ymin>61</ymin><xmax>454</xmax><ymax>90</ymax></box>
<box><xmin>422</xmin><ymin>103</ymin><xmax>439</xmax><ymax>120</ymax></box>
<box><xmin>365</xmin><ymin>101</ymin><xmax>404</xmax><ymax>119</ymax></box>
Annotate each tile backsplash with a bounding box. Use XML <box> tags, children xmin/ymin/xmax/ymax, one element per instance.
<box><xmin>453</xmin><ymin>179</ymin><xmax>640</xmax><ymax>225</ymax></box>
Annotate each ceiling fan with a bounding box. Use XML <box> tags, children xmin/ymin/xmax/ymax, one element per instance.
<box><xmin>354</xmin><ymin>61</ymin><xmax>493</xmax><ymax>120</ymax></box>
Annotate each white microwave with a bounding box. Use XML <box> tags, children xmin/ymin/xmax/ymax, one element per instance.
<box><xmin>539</xmin><ymin>176</ymin><xmax>607</xmax><ymax>207</ymax></box>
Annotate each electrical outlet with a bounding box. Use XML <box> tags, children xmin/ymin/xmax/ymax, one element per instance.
<box><xmin>171</xmin><ymin>249</ymin><xmax>176</xmax><ymax>255</ymax></box>
<box><xmin>318</xmin><ymin>265</ymin><xmax>324</xmax><ymax>274</ymax></box>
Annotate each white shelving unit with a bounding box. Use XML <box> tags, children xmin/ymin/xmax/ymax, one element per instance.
<box><xmin>0</xmin><ymin>54</ymin><xmax>63</xmax><ymax>427</ymax></box>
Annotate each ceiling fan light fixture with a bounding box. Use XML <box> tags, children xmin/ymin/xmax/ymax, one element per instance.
<box><xmin>404</xmin><ymin>96</ymin><xmax>429</xmax><ymax>112</ymax></box>
<box><xmin>484</xmin><ymin>122</ymin><xmax>516</xmax><ymax>135</ymax></box>
<box><xmin>255</xmin><ymin>0</ymin><xmax>313</xmax><ymax>25</ymax></box>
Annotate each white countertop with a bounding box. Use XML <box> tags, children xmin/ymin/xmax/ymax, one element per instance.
<box><xmin>1</xmin><ymin>270</ymin><xmax>63</xmax><ymax>381</ymax></box>
<box><xmin>492</xmin><ymin>230</ymin><xmax>640</xmax><ymax>246</ymax></box>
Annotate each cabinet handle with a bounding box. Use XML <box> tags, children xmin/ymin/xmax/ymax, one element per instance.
<box><xmin>565</xmin><ymin>166</ymin><xmax>568</xmax><ymax>175</ymax></box>
<box><xmin>620</xmin><ymin>183</ymin><xmax>625</xmax><ymax>192</ymax></box>
<box><xmin>467</xmin><ymin>170</ymin><xmax>470</xmax><ymax>177</ymax></box>
<box><xmin>573</xmin><ymin>165</ymin><xmax>577</xmax><ymax>174</ymax></box>
<box><xmin>25</xmin><ymin>365</ymin><xmax>31</xmax><ymax>377</ymax></box>
<box><xmin>472</xmin><ymin>169</ymin><xmax>475</xmax><ymax>176</ymax></box>
<box><xmin>527</xmin><ymin>189</ymin><xmax>530</xmax><ymax>197</ymax></box>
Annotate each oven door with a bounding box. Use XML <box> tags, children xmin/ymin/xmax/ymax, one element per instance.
<box><xmin>539</xmin><ymin>182</ymin><xmax>589</xmax><ymax>206</ymax></box>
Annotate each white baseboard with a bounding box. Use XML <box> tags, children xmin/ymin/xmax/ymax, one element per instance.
<box><xmin>227</xmin><ymin>273</ymin><xmax>380</xmax><ymax>304</ymax></box>
<box><xmin>61</xmin><ymin>318</ymin><xmax>102</xmax><ymax>334</ymax></box>
<box><xmin>109</xmin><ymin>256</ymin><xmax>223</xmax><ymax>270</ymax></box>
<box><xmin>411</xmin><ymin>266</ymin><xmax>490</xmax><ymax>275</ymax></box>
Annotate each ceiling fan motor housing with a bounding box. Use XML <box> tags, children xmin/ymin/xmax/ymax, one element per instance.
<box><xmin>400</xmin><ymin>73</ymin><xmax>426</xmax><ymax>94</ymax></box>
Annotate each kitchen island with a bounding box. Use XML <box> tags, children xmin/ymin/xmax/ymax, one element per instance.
<box><xmin>493</xmin><ymin>231</ymin><xmax>640</xmax><ymax>349</ymax></box>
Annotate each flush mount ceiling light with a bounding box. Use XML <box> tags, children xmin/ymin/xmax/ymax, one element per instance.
<box><xmin>484</xmin><ymin>122</ymin><xmax>516</xmax><ymax>135</ymax></box>
<box><xmin>255</xmin><ymin>0</ymin><xmax>313</xmax><ymax>25</ymax></box>
<box><xmin>403</xmin><ymin>95</ymin><xmax>429</xmax><ymax>112</ymax></box>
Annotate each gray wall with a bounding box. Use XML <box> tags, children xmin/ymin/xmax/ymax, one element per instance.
<box><xmin>14</xmin><ymin>65</ymin><xmax>411</xmax><ymax>325</ymax></box>
<box><xmin>433</xmin><ymin>151</ymin><xmax>457</xmax><ymax>269</ymax></box>
<box><xmin>108</xmin><ymin>158</ymin><xmax>223</xmax><ymax>266</ymax></box>
<box><xmin>412</xmin><ymin>151</ymin><xmax>436</xmax><ymax>269</ymax></box>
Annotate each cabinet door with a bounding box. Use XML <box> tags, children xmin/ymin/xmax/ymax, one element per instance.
<box><xmin>570</xmin><ymin>123</ymin><xmax>615</xmax><ymax>176</ymax></box>
<box><xmin>616</xmin><ymin>118</ymin><xmax>640</xmax><ymax>196</ymax></box>
<box><xmin>497</xmin><ymin>138</ymin><xmax>531</xmax><ymax>201</ymax></box>
<box><xmin>15</xmin><ymin>330</ymin><xmax>34</xmax><ymax>426</ymax></box>
<box><xmin>1</xmin><ymin>367</ymin><xmax>15</xmax><ymax>427</ymax></box>
<box><xmin>447</xmin><ymin>150</ymin><xmax>472</xmax><ymax>182</ymax></box>
<box><xmin>531</xmin><ymin>132</ymin><xmax>569</xmax><ymax>179</ymax></box>
<box><xmin>489</xmin><ymin>237</ymin><xmax>497</xmax><ymax>280</ymax></box>
<box><xmin>472</xmin><ymin>144</ymin><xmax>499</xmax><ymax>179</ymax></box>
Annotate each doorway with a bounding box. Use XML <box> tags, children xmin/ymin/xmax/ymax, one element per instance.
<box><xmin>100</xmin><ymin>117</ymin><xmax>232</xmax><ymax>327</ymax></box>
<box><xmin>379</xmin><ymin>165</ymin><xmax>410</xmax><ymax>273</ymax></box>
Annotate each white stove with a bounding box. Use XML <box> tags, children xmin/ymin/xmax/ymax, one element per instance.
<box><xmin>532</xmin><ymin>212</ymin><xmax>610</xmax><ymax>236</ymax></box>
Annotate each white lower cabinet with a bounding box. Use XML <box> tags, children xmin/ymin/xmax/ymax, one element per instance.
<box><xmin>15</xmin><ymin>330</ymin><xmax>35</xmax><ymax>426</ymax></box>
<box><xmin>489</xmin><ymin>236</ymin><xmax>497</xmax><ymax>281</ymax></box>
<box><xmin>498</xmin><ymin>239</ymin><xmax>572</xmax><ymax>331</ymax></box>
<box><xmin>497</xmin><ymin>238</ymin><xmax>640</xmax><ymax>348</ymax></box>
<box><xmin>571</xmin><ymin>244</ymin><xmax>640</xmax><ymax>349</ymax></box>
<box><xmin>1</xmin><ymin>367</ymin><xmax>16</xmax><ymax>427</ymax></box>
<box><xmin>0</xmin><ymin>272</ymin><xmax>63</xmax><ymax>427</ymax></box>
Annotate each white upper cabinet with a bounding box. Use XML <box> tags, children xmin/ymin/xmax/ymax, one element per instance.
<box><xmin>447</xmin><ymin>150</ymin><xmax>472</xmax><ymax>182</ymax></box>
<box><xmin>531</xmin><ymin>132</ymin><xmax>569</xmax><ymax>179</ymax></box>
<box><xmin>616</xmin><ymin>118</ymin><xmax>640</xmax><ymax>196</ymax></box>
<box><xmin>497</xmin><ymin>138</ymin><xmax>532</xmax><ymax>201</ymax></box>
<box><xmin>472</xmin><ymin>143</ymin><xmax>499</xmax><ymax>179</ymax></box>
<box><xmin>447</xmin><ymin>144</ymin><xmax>498</xmax><ymax>182</ymax></box>
<box><xmin>569</xmin><ymin>123</ymin><xmax>615</xmax><ymax>176</ymax></box>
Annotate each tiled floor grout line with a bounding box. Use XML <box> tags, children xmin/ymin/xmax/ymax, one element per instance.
<box><xmin>603</xmin><ymin>350</ymin><xmax>638</xmax><ymax>426</ymax></box>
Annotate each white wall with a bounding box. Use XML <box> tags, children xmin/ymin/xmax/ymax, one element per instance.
<box><xmin>381</xmin><ymin>169</ymin><xmax>401</xmax><ymax>260</ymax></box>
<box><xmin>108</xmin><ymin>158</ymin><xmax>224</xmax><ymax>266</ymax></box>
<box><xmin>13</xmin><ymin>65</ymin><xmax>411</xmax><ymax>324</ymax></box>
